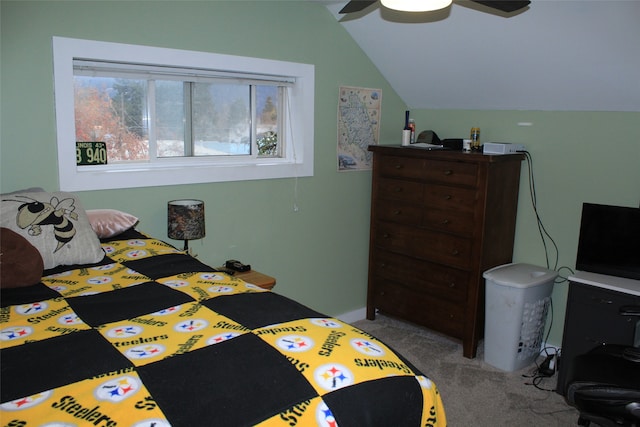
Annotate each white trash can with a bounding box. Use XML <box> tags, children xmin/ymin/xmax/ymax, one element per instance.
<box><xmin>482</xmin><ymin>263</ymin><xmax>557</xmax><ymax>371</ymax></box>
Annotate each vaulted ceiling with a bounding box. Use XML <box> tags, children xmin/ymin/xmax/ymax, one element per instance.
<box><xmin>323</xmin><ymin>0</ymin><xmax>640</xmax><ymax>111</ymax></box>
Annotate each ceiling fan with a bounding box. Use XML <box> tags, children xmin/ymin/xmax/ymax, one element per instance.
<box><xmin>339</xmin><ymin>0</ymin><xmax>531</xmax><ymax>14</ymax></box>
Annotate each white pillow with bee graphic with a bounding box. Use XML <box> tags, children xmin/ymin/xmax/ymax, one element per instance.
<box><xmin>0</xmin><ymin>191</ymin><xmax>104</xmax><ymax>270</ymax></box>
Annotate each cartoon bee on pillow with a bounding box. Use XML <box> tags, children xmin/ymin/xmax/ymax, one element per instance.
<box><xmin>3</xmin><ymin>195</ymin><xmax>78</xmax><ymax>252</ymax></box>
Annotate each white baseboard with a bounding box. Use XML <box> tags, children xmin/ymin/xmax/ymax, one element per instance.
<box><xmin>336</xmin><ymin>307</ymin><xmax>367</xmax><ymax>324</ymax></box>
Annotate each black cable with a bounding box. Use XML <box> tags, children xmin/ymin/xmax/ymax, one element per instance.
<box><xmin>522</xmin><ymin>151</ymin><xmax>560</xmax><ymax>270</ymax></box>
<box><xmin>523</xmin><ymin>343</ymin><xmax>560</xmax><ymax>391</ymax></box>
<box><xmin>554</xmin><ymin>265</ymin><xmax>575</xmax><ymax>285</ymax></box>
<box><xmin>520</xmin><ymin>151</ymin><xmax>580</xmax><ymax>393</ymax></box>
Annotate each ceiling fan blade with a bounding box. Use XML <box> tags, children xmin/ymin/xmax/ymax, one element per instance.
<box><xmin>339</xmin><ymin>0</ymin><xmax>378</xmax><ymax>14</ymax></box>
<box><xmin>470</xmin><ymin>0</ymin><xmax>530</xmax><ymax>13</ymax></box>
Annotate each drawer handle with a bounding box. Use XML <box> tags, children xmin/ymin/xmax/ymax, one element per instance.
<box><xmin>444</xmin><ymin>170</ymin><xmax>453</xmax><ymax>176</ymax></box>
<box><xmin>444</xmin><ymin>194</ymin><xmax>452</xmax><ymax>200</ymax></box>
<box><xmin>395</xmin><ymin>164</ymin><xmax>403</xmax><ymax>170</ymax></box>
<box><xmin>620</xmin><ymin>305</ymin><xmax>640</xmax><ymax>316</ymax></box>
<box><xmin>394</xmin><ymin>187</ymin><xmax>403</xmax><ymax>193</ymax></box>
<box><xmin>451</xmin><ymin>249</ymin><xmax>460</xmax><ymax>256</ymax></box>
<box><xmin>591</xmin><ymin>297</ymin><xmax>613</xmax><ymax>305</ymax></box>
<box><xmin>382</xmin><ymin>233</ymin><xmax>391</xmax><ymax>239</ymax></box>
<box><xmin>441</xmin><ymin>219</ymin><xmax>450</xmax><ymax>225</ymax></box>
<box><xmin>449</xmin><ymin>283</ymin><xmax>456</xmax><ymax>288</ymax></box>
<box><xmin>393</xmin><ymin>209</ymin><xmax>401</xmax><ymax>215</ymax></box>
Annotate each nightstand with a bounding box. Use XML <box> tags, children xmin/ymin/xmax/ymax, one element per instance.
<box><xmin>220</xmin><ymin>268</ymin><xmax>276</xmax><ymax>290</ymax></box>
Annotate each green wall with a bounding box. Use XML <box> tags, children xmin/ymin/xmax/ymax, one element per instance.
<box><xmin>2</xmin><ymin>1</ymin><xmax>639</xmax><ymax>348</ymax></box>
<box><xmin>409</xmin><ymin>109</ymin><xmax>640</xmax><ymax>344</ymax></box>
<box><xmin>0</xmin><ymin>1</ymin><xmax>407</xmax><ymax>316</ymax></box>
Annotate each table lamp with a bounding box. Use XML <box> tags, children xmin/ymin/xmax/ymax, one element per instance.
<box><xmin>168</xmin><ymin>199</ymin><xmax>205</xmax><ymax>251</ymax></box>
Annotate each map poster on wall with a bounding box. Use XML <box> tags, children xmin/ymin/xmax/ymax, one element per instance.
<box><xmin>337</xmin><ymin>86</ymin><xmax>381</xmax><ymax>172</ymax></box>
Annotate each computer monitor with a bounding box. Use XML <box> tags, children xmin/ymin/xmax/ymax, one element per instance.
<box><xmin>575</xmin><ymin>203</ymin><xmax>640</xmax><ymax>281</ymax></box>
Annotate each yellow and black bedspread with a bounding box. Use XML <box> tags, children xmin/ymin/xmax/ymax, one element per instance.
<box><xmin>0</xmin><ymin>230</ymin><xmax>446</xmax><ymax>426</ymax></box>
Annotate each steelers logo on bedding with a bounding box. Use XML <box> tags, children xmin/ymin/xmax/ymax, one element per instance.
<box><xmin>58</xmin><ymin>313</ymin><xmax>83</xmax><ymax>325</ymax></box>
<box><xmin>199</xmin><ymin>273</ymin><xmax>226</xmax><ymax>281</ymax></box>
<box><xmin>310</xmin><ymin>318</ymin><xmax>343</xmax><ymax>329</ymax></box>
<box><xmin>208</xmin><ymin>285</ymin><xmax>235</xmax><ymax>294</ymax></box>
<box><xmin>350</xmin><ymin>338</ymin><xmax>385</xmax><ymax>357</ymax></box>
<box><xmin>95</xmin><ymin>375</ymin><xmax>140</xmax><ymax>402</ymax></box>
<box><xmin>163</xmin><ymin>279</ymin><xmax>190</xmax><ymax>288</ymax></box>
<box><xmin>106</xmin><ymin>325</ymin><xmax>143</xmax><ymax>339</ymax></box>
<box><xmin>254</xmin><ymin>396</ymin><xmax>334</xmax><ymax>427</ymax></box>
<box><xmin>416</xmin><ymin>375</ymin><xmax>435</xmax><ymax>390</ymax></box>
<box><xmin>126</xmin><ymin>249</ymin><xmax>149</xmax><ymax>259</ymax></box>
<box><xmin>42</xmin><ymin>262</ymin><xmax>149</xmax><ymax>296</ymax></box>
<box><xmin>15</xmin><ymin>302</ymin><xmax>48</xmax><ymax>315</ymax></box>
<box><xmin>0</xmin><ymin>391</ymin><xmax>52</xmax><ymax>411</ymax></box>
<box><xmin>1</xmin><ymin>326</ymin><xmax>33</xmax><ymax>341</ymax></box>
<box><xmin>125</xmin><ymin>344</ymin><xmax>166</xmax><ymax>360</ymax></box>
<box><xmin>276</xmin><ymin>335</ymin><xmax>314</xmax><ymax>352</ymax></box>
<box><xmin>86</xmin><ymin>276</ymin><xmax>113</xmax><ymax>285</ymax></box>
<box><xmin>207</xmin><ymin>332</ymin><xmax>241</xmax><ymax>344</ymax></box>
<box><xmin>101</xmin><ymin>237</ymin><xmax>181</xmax><ymax>262</ymax></box>
<box><xmin>316</xmin><ymin>401</ymin><xmax>338</xmax><ymax>427</ymax></box>
<box><xmin>314</xmin><ymin>363</ymin><xmax>353</xmax><ymax>391</ymax></box>
<box><xmin>152</xmin><ymin>305</ymin><xmax>183</xmax><ymax>315</ymax></box>
<box><xmin>174</xmin><ymin>319</ymin><xmax>208</xmax><ymax>333</ymax></box>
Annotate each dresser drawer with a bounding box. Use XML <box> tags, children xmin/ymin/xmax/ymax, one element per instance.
<box><xmin>425</xmin><ymin>184</ymin><xmax>477</xmax><ymax>213</ymax></box>
<box><xmin>571</xmin><ymin>282</ymin><xmax>640</xmax><ymax>310</ymax></box>
<box><xmin>371</xmin><ymin>277</ymin><xmax>464</xmax><ymax>337</ymax></box>
<box><xmin>375</xmin><ymin>200</ymin><xmax>423</xmax><ymax>225</ymax></box>
<box><xmin>423</xmin><ymin>208</ymin><xmax>475</xmax><ymax>235</ymax></box>
<box><xmin>377</xmin><ymin>178</ymin><xmax>424</xmax><ymax>203</ymax></box>
<box><xmin>565</xmin><ymin>283</ymin><xmax>640</xmax><ymax>350</ymax></box>
<box><xmin>424</xmin><ymin>160</ymin><xmax>478</xmax><ymax>187</ymax></box>
<box><xmin>371</xmin><ymin>249</ymin><xmax>469</xmax><ymax>303</ymax></box>
<box><xmin>378</xmin><ymin>156</ymin><xmax>425</xmax><ymax>180</ymax></box>
<box><xmin>375</xmin><ymin>222</ymin><xmax>472</xmax><ymax>269</ymax></box>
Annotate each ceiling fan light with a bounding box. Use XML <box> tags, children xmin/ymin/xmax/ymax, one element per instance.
<box><xmin>381</xmin><ymin>0</ymin><xmax>453</xmax><ymax>12</ymax></box>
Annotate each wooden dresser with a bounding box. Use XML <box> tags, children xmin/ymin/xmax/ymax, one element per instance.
<box><xmin>367</xmin><ymin>145</ymin><xmax>524</xmax><ymax>358</ymax></box>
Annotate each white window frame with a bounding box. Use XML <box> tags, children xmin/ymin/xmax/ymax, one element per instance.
<box><xmin>52</xmin><ymin>37</ymin><xmax>314</xmax><ymax>191</ymax></box>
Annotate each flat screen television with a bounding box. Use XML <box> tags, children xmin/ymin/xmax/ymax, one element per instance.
<box><xmin>575</xmin><ymin>203</ymin><xmax>640</xmax><ymax>281</ymax></box>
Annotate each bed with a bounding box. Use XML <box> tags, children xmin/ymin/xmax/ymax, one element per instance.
<box><xmin>0</xmin><ymin>190</ymin><xmax>446</xmax><ymax>426</ymax></box>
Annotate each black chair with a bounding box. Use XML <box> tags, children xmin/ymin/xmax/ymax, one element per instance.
<box><xmin>565</xmin><ymin>344</ymin><xmax>640</xmax><ymax>426</ymax></box>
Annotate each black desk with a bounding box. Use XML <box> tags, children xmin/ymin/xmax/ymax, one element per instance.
<box><xmin>556</xmin><ymin>271</ymin><xmax>640</xmax><ymax>395</ymax></box>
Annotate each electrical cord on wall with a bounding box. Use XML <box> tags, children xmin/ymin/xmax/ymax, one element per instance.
<box><xmin>522</xmin><ymin>151</ymin><xmax>560</xmax><ymax>271</ymax></box>
<box><xmin>521</xmin><ymin>151</ymin><xmax>575</xmax><ymax>392</ymax></box>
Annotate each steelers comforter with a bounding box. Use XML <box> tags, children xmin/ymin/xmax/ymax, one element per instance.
<box><xmin>0</xmin><ymin>229</ymin><xmax>445</xmax><ymax>426</ymax></box>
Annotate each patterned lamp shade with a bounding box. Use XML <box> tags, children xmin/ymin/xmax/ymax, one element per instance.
<box><xmin>168</xmin><ymin>199</ymin><xmax>205</xmax><ymax>251</ymax></box>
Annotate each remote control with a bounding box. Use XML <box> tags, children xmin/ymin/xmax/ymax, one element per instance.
<box><xmin>225</xmin><ymin>259</ymin><xmax>251</xmax><ymax>272</ymax></box>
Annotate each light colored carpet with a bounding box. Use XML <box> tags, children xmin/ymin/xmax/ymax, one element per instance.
<box><xmin>352</xmin><ymin>314</ymin><xmax>580</xmax><ymax>426</ymax></box>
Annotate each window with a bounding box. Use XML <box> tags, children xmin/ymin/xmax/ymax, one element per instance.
<box><xmin>53</xmin><ymin>37</ymin><xmax>314</xmax><ymax>191</ymax></box>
